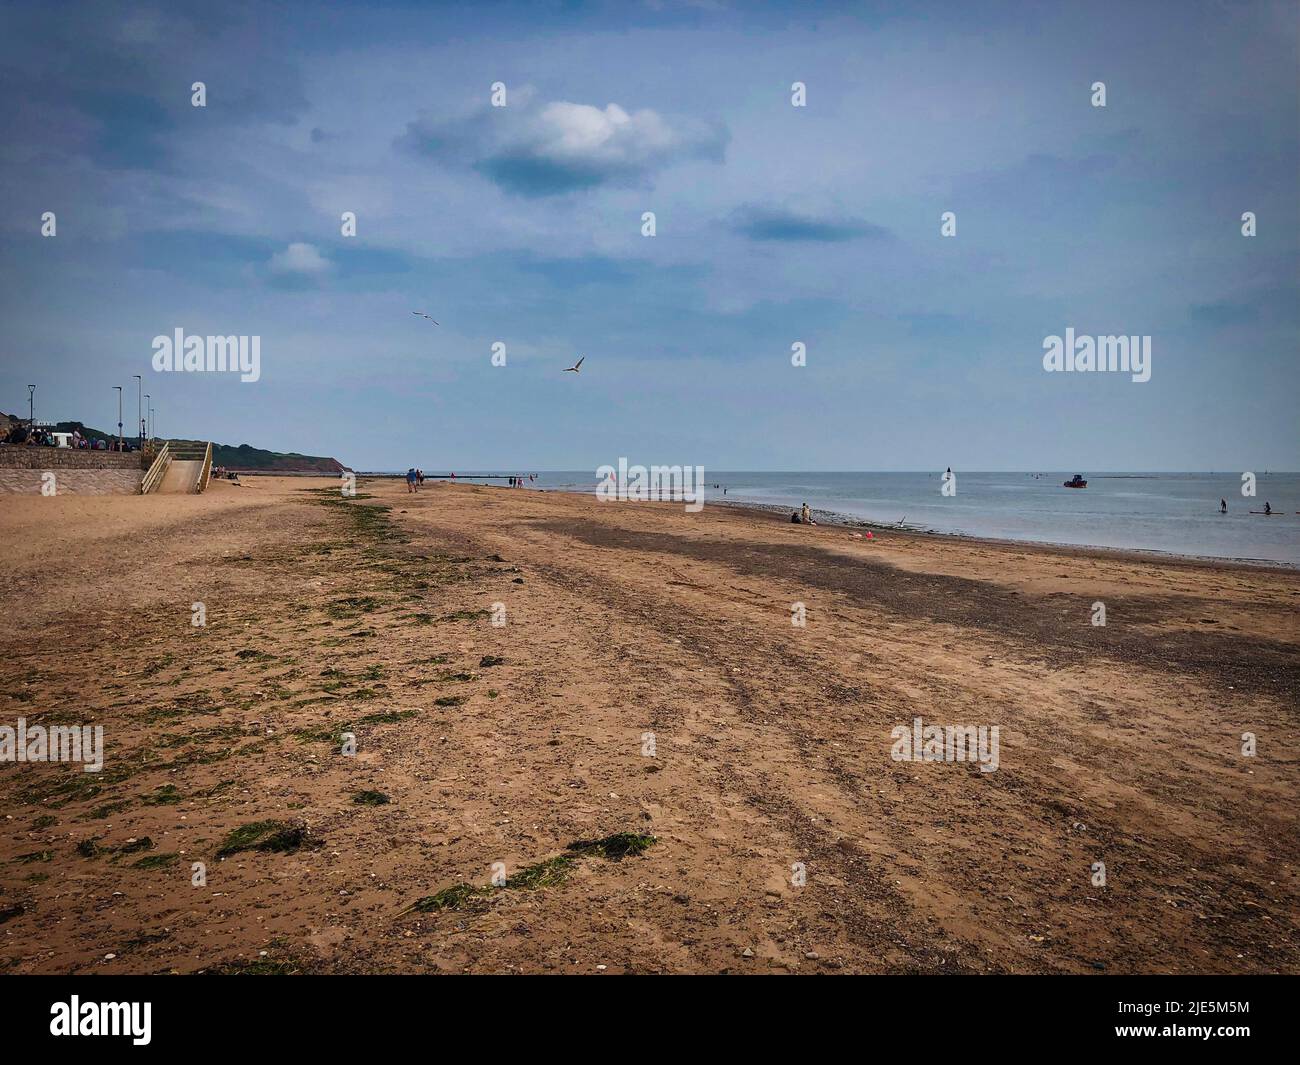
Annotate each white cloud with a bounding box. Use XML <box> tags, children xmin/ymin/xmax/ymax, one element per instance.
<box><xmin>268</xmin><ymin>242</ymin><xmax>332</xmax><ymax>276</ymax></box>
<box><xmin>532</xmin><ymin>102</ymin><xmax>674</xmax><ymax>166</ymax></box>
<box><xmin>402</xmin><ymin>95</ymin><xmax>727</xmax><ymax>196</ymax></box>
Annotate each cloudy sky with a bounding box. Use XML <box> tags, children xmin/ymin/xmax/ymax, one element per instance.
<box><xmin>1</xmin><ymin>0</ymin><xmax>1296</xmax><ymax>471</ymax></box>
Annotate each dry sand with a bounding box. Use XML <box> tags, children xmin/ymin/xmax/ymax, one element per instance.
<box><xmin>1</xmin><ymin>476</ymin><xmax>1296</xmax><ymax>974</ymax></box>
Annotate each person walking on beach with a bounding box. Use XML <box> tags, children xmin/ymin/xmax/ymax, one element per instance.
<box><xmin>406</xmin><ymin>468</ymin><xmax>417</xmax><ymax>494</ymax></box>
<box><xmin>1220</xmin><ymin>498</ymin><xmax>1228</xmax><ymax>514</ymax></box>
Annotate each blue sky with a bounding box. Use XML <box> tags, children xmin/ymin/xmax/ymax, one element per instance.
<box><xmin>1</xmin><ymin>0</ymin><xmax>1296</xmax><ymax>471</ymax></box>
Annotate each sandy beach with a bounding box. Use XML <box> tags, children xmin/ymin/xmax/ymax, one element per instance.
<box><xmin>1</xmin><ymin>477</ymin><xmax>1296</xmax><ymax>974</ymax></box>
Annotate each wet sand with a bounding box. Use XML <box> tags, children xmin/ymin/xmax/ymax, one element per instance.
<box><xmin>1</xmin><ymin>476</ymin><xmax>1296</xmax><ymax>973</ymax></box>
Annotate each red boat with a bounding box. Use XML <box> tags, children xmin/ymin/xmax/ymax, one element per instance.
<box><xmin>1064</xmin><ymin>474</ymin><xmax>1087</xmax><ymax>489</ymax></box>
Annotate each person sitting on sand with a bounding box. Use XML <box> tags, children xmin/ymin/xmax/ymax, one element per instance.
<box><xmin>801</xmin><ymin>503</ymin><xmax>815</xmax><ymax>526</ymax></box>
<box><xmin>790</xmin><ymin>510</ymin><xmax>801</xmax><ymax>524</ymax></box>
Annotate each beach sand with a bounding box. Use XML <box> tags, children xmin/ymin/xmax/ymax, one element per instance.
<box><xmin>1</xmin><ymin>476</ymin><xmax>1296</xmax><ymax>974</ymax></box>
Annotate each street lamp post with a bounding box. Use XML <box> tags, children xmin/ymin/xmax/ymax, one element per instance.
<box><xmin>27</xmin><ymin>384</ymin><xmax>35</xmax><ymax>427</ymax></box>
<box><xmin>144</xmin><ymin>395</ymin><xmax>151</xmax><ymax>443</ymax></box>
<box><xmin>113</xmin><ymin>386</ymin><xmax>123</xmax><ymax>450</ymax></box>
<box><xmin>133</xmin><ymin>374</ymin><xmax>142</xmax><ymax>449</ymax></box>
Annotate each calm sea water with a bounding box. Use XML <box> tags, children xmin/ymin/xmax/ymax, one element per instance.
<box><xmin>458</xmin><ymin>470</ymin><xmax>1300</xmax><ymax>565</ymax></box>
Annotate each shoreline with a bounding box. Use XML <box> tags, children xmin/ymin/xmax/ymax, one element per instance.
<box><xmin>522</xmin><ymin>484</ymin><xmax>1300</xmax><ymax>573</ymax></box>
<box><xmin>708</xmin><ymin>496</ymin><xmax>1300</xmax><ymax>573</ymax></box>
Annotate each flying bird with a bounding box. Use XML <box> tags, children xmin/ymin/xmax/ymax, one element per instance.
<box><xmin>563</xmin><ymin>356</ymin><xmax>585</xmax><ymax>373</ymax></box>
<box><xmin>411</xmin><ymin>311</ymin><xmax>439</xmax><ymax>324</ymax></box>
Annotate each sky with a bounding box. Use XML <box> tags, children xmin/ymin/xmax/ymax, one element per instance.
<box><xmin>0</xmin><ymin>0</ymin><xmax>1296</xmax><ymax>472</ymax></box>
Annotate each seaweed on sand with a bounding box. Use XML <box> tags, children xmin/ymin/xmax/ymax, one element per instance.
<box><xmin>401</xmin><ymin>833</ymin><xmax>656</xmax><ymax>914</ymax></box>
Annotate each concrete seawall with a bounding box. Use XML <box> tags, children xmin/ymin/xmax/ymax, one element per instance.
<box><xmin>0</xmin><ymin>446</ymin><xmax>148</xmax><ymax>494</ymax></box>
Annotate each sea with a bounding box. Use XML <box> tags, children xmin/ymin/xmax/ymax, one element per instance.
<box><xmin>431</xmin><ymin>470</ymin><xmax>1300</xmax><ymax>565</ymax></box>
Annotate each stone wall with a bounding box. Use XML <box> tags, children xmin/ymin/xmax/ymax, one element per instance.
<box><xmin>0</xmin><ymin>469</ymin><xmax>144</xmax><ymax>495</ymax></box>
<box><xmin>0</xmin><ymin>446</ymin><xmax>148</xmax><ymax>471</ymax></box>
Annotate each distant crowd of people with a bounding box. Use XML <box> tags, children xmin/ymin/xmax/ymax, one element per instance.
<box><xmin>0</xmin><ymin>424</ymin><xmax>136</xmax><ymax>450</ymax></box>
<box><xmin>404</xmin><ymin>470</ymin><xmax>536</xmax><ymax>492</ymax></box>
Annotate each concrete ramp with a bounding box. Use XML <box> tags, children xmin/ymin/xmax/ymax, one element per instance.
<box><xmin>158</xmin><ymin>459</ymin><xmax>202</xmax><ymax>494</ymax></box>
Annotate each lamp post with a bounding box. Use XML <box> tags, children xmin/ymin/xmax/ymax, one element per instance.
<box><xmin>113</xmin><ymin>386</ymin><xmax>123</xmax><ymax>450</ymax></box>
<box><xmin>133</xmin><ymin>374</ymin><xmax>142</xmax><ymax>449</ymax></box>
<box><xmin>144</xmin><ymin>394</ymin><xmax>151</xmax><ymax>443</ymax></box>
<box><xmin>27</xmin><ymin>384</ymin><xmax>35</xmax><ymax>427</ymax></box>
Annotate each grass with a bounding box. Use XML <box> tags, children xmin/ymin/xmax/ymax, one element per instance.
<box><xmin>142</xmin><ymin>784</ymin><xmax>183</xmax><ymax>805</ymax></box>
<box><xmin>216</xmin><ymin>820</ymin><xmax>313</xmax><ymax>858</ymax></box>
<box><xmin>133</xmin><ymin>853</ymin><xmax>180</xmax><ymax>869</ymax></box>
<box><xmin>86</xmin><ymin>800</ymin><xmax>132</xmax><ymax>820</ymax></box>
<box><xmin>293</xmin><ymin>707</ymin><xmax>418</xmax><ymax>745</ymax></box>
<box><xmin>18</xmin><ymin>752</ymin><xmax>146</xmax><ymax>808</ymax></box>
<box><xmin>202</xmin><ymin>957</ymin><xmax>306</xmax><ymax>975</ymax></box>
<box><xmin>311</xmin><ymin>492</ymin><xmax>406</xmax><ymax>545</ymax></box>
<box><xmin>403</xmin><ymin>832</ymin><xmax>656</xmax><ymax>914</ymax></box>
<box><xmin>325</xmin><ymin>596</ymin><xmax>383</xmax><ymax>619</ymax></box>
<box><xmin>569</xmin><ymin>833</ymin><xmax>656</xmax><ymax>860</ymax></box>
<box><xmin>141</xmin><ymin>654</ymin><xmax>175</xmax><ymax>677</ymax></box>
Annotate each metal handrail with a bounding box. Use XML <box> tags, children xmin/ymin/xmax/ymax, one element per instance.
<box><xmin>197</xmin><ymin>441</ymin><xmax>213</xmax><ymax>493</ymax></box>
<box><xmin>140</xmin><ymin>442</ymin><xmax>171</xmax><ymax>494</ymax></box>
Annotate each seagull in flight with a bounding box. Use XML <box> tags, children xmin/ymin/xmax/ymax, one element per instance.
<box><xmin>411</xmin><ymin>311</ymin><xmax>439</xmax><ymax>324</ymax></box>
<box><xmin>563</xmin><ymin>356</ymin><xmax>585</xmax><ymax>373</ymax></box>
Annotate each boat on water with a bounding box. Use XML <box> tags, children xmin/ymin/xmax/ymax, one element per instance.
<box><xmin>1063</xmin><ymin>474</ymin><xmax>1088</xmax><ymax>489</ymax></box>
